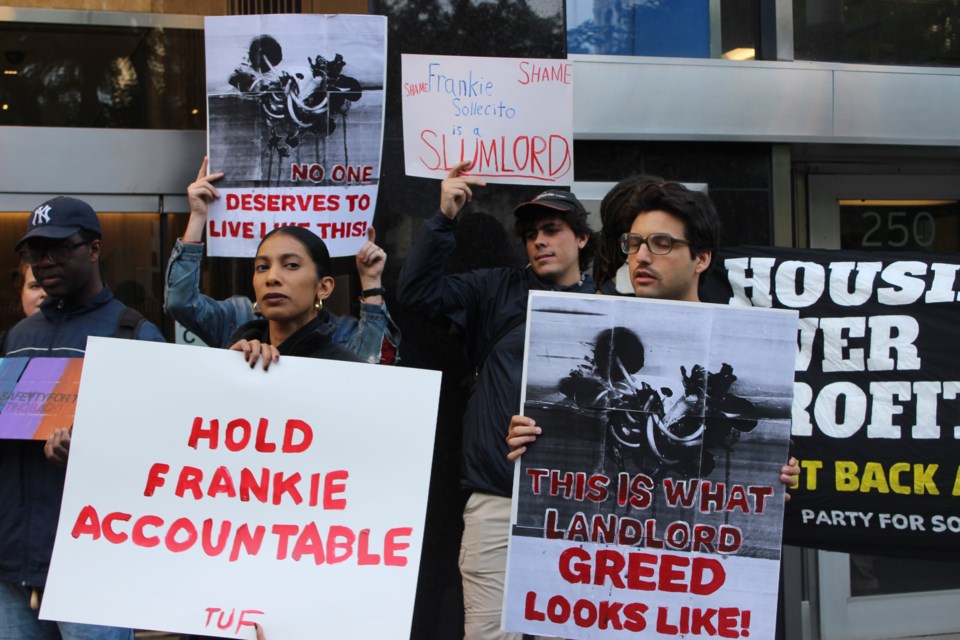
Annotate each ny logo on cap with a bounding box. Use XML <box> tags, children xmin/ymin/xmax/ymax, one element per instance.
<box><xmin>32</xmin><ymin>204</ymin><xmax>52</xmax><ymax>226</ymax></box>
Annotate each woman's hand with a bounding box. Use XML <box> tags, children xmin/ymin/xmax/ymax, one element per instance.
<box><xmin>356</xmin><ymin>227</ymin><xmax>386</xmax><ymax>303</ymax></box>
<box><xmin>184</xmin><ymin>157</ymin><xmax>224</xmax><ymax>243</ymax></box>
<box><xmin>230</xmin><ymin>339</ymin><xmax>280</xmax><ymax>370</ymax></box>
<box><xmin>506</xmin><ymin>415</ymin><xmax>541</xmax><ymax>462</ymax></box>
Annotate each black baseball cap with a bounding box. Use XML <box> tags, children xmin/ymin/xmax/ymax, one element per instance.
<box><xmin>15</xmin><ymin>196</ymin><xmax>102</xmax><ymax>251</ymax></box>
<box><xmin>514</xmin><ymin>190</ymin><xmax>588</xmax><ymax>220</ymax></box>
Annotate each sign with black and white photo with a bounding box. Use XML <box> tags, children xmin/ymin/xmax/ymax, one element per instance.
<box><xmin>204</xmin><ymin>14</ymin><xmax>386</xmax><ymax>258</ymax></box>
<box><xmin>703</xmin><ymin>247</ymin><xmax>960</xmax><ymax>556</ymax></box>
<box><xmin>504</xmin><ymin>291</ymin><xmax>798</xmax><ymax>640</ymax></box>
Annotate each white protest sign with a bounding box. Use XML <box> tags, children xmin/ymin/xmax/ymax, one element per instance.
<box><xmin>505</xmin><ymin>292</ymin><xmax>798</xmax><ymax>639</ymax></box>
<box><xmin>204</xmin><ymin>14</ymin><xmax>387</xmax><ymax>258</ymax></box>
<box><xmin>401</xmin><ymin>53</ymin><xmax>573</xmax><ymax>186</ymax></box>
<box><xmin>41</xmin><ymin>338</ymin><xmax>440</xmax><ymax>640</ymax></box>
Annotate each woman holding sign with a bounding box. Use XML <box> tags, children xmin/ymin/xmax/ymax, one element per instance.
<box><xmin>230</xmin><ymin>226</ymin><xmax>362</xmax><ymax>368</ymax></box>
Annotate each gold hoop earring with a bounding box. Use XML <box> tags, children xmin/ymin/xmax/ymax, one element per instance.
<box><xmin>253</xmin><ymin>301</ymin><xmax>261</xmax><ymax>314</ymax></box>
<box><xmin>315</xmin><ymin>299</ymin><xmax>323</xmax><ymax>311</ymax></box>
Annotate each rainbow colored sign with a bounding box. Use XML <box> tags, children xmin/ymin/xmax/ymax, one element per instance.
<box><xmin>0</xmin><ymin>357</ymin><xmax>83</xmax><ymax>440</ymax></box>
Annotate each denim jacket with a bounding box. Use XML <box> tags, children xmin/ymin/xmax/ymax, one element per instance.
<box><xmin>163</xmin><ymin>240</ymin><xmax>399</xmax><ymax>364</ymax></box>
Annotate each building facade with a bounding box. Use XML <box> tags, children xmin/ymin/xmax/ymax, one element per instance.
<box><xmin>0</xmin><ymin>1</ymin><xmax>957</xmax><ymax>638</ymax></box>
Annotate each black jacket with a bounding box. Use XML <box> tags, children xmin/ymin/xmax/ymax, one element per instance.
<box><xmin>398</xmin><ymin>211</ymin><xmax>596</xmax><ymax>496</ymax></box>
<box><xmin>231</xmin><ymin>312</ymin><xmax>362</xmax><ymax>363</ymax></box>
<box><xmin>0</xmin><ymin>287</ymin><xmax>164</xmax><ymax>586</ymax></box>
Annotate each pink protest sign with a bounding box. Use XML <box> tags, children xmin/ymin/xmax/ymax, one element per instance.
<box><xmin>0</xmin><ymin>357</ymin><xmax>82</xmax><ymax>440</ymax></box>
<box><xmin>401</xmin><ymin>54</ymin><xmax>574</xmax><ymax>186</ymax></box>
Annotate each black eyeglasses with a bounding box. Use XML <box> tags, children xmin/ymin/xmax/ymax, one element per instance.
<box><xmin>619</xmin><ymin>232</ymin><xmax>689</xmax><ymax>256</ymax></box>
<box><xmin>20</xmin><ymin>240</ymin><xmax>92</xmax><ymax>266</ymax></box>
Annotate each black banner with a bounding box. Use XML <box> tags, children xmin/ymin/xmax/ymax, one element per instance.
<box><xmin>702</xmin><ymin>247</ymin><xmax>960</xmax><ymax>556</ymax></box>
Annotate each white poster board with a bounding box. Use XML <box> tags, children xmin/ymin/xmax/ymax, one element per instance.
<box><xmin>401</xmin><ymin>53</ymin><xmax>573</xmax><ymax>186</ymax></box>
<box><xmin>505</xmin><ymin>292</ymin><xmax>798</xmax><ymax>639</ymax></box>
<box><xmin>42</xmin><ymin>338</ymin><xmax>440</xmax><ymax>640</ymax></box>
<box><xmin>204</xmin><ymin>14</ymin><xmax>387</xmax><ymax>258</ymax></box>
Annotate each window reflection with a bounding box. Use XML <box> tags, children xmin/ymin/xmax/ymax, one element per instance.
<box><xmin>566</xmin><ymin>0</ymin><xmax>759</xmax><ymax>59</ymax></box>
<box><xmin>794</xmin><ymin>0</ymin><xmax>960</xmax><ymax>67</ymax></box>
<box><xmin>568</xmin><ymin>0</ymin><xmax>712</xmax><ymax>57</ymax></box>
<box><xmin>0</xmin><ymin>23</ymin><xmax>205</xmax><ymax>128</ymax></box>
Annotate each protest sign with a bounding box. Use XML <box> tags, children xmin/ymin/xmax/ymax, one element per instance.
<box><xmin>504</xmin><ymin>291</ymin><xmax>797</xmax><ymax>639</ymax></box>
<box><xmin>0</xmin><ymin>357</ymin><xmax>30</xmax><ymax>417</ymax></box>
<box><xmin>703</xmin><ymin>247</ymin><xmax>960</xmax><ymax>556</ymax></box>
<box><xmin>0</xmin><ymin>357</ymin><xmax>81</xmax><ymax>440</ymax></box>
<box><xmin>204</xmin><ymin>14</ymin><xmax>386</xmax><ymax>258</ymax></box>
<box><xmin>401</xmin><ymin>53</ymin><xmax>573</xmax><ymax>186</ymax></box>
<box><xmin>41</xmin><ymin>338</ymin><xmax>440</xmax><ymax>640</ymax></box>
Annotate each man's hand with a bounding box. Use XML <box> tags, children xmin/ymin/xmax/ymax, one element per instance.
<box><xmin>781</xmin><ymin>456</ymin><xmax>799</xmax><ymax>502</ymax></box>
<box><xmin>230</xmin><ymin>339</ymin><xmax>280</xmax><ymax>371</ymax></box>
<box><xmin>506</xmin><ymin>415</ymin><xmax>541</xmax><ymax>462</ymax></box>
<box><xmin>440</xmin><ymin>161</ymin><xmax>486</xmax><ymax>220</ymax></box>
<box><xmin>184</xmin><ymin>157</ymin><xmax>225</xmax><ymax>243</ymax></box>
<box><xmin>356</xmin><ymin>227</ymin><xmax>387</xmax><ymax>301</ymax></box>
<box><xmin>45</xmin><ymin>428</ymin><xmax>72</xmax><ymax>467</ymax></box>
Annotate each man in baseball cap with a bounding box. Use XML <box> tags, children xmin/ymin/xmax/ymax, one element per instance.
<box><xmin>1</xmin><ymin>196</ymin><xmax>164</xmax><ymax>640</ymax></box>
<box><xmin>13</xmin><ymin>197</ymin><xmax>104</xmax><ymax>303</ymax></box>
<box><xmin>512</xmin><ymin>189</ymin><xmax>593</xmax><ymax>289</ymax></box>
<box><xmin>398</xmin><ymin>162</ymin><xmax>596</xmax><ymax>640</ymax></box>
<box><xmin>15</xmin><ymin>196</ymin><xmax>103</xmax><ymax>251</ymax></box>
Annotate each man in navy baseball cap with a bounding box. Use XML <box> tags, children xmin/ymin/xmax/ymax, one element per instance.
<box><xmin>14</xmin><ymin>197</ymin><xmax>104</xmax><ymax>302</ymax></box>
<box><xmin>14</xmin><ymin>196</ymin><xmax>102</xmax><ymax>252</ymax></box>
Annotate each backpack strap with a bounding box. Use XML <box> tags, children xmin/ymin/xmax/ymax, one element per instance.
<box><xmin>114</xmin><ymin>306</ymin><xmax>146</xmax><ymax>340</ymax></box>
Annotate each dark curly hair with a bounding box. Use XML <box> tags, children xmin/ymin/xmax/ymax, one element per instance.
<box><xmin>593</xmin><ymin>175</ymin><xmax>720</xmax><ymax>286</ymax></box>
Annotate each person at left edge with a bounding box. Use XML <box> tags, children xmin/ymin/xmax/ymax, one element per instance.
<box><xmin>0</xmin><ymin>196</ymin><xmax>164</xmax><ymax>640</ymax></box>
<box><xmin>17</xmin><ymin>261</ymin><xmax>46</xmax><ymax>318</ymax></box>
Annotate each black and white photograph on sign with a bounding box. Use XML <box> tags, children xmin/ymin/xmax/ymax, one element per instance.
<box><xmin>513</xmin><ymin>291</ymin><xmax>797</xmax><ymax>560</ymax></box>
<box><xmin>205</xmin><ymin>14</ymin><xmax>385</xmax><ymax>188</ymax></box>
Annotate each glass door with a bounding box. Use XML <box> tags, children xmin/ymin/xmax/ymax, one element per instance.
<box><xmin>807</xmin><ymin>174</ymin><xmax>960</xmax><ymax>640</ymax></box>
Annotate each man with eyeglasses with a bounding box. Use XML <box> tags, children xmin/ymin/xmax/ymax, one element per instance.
<box><xmin>0</xmin><ymin>196</ymin><xmax>164</xmax><ymax>640</ymax></box>
<box><xmin>507</xmin><ymin>177</ymin><xmax>799</xmax><ymax>475</ymax></box>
